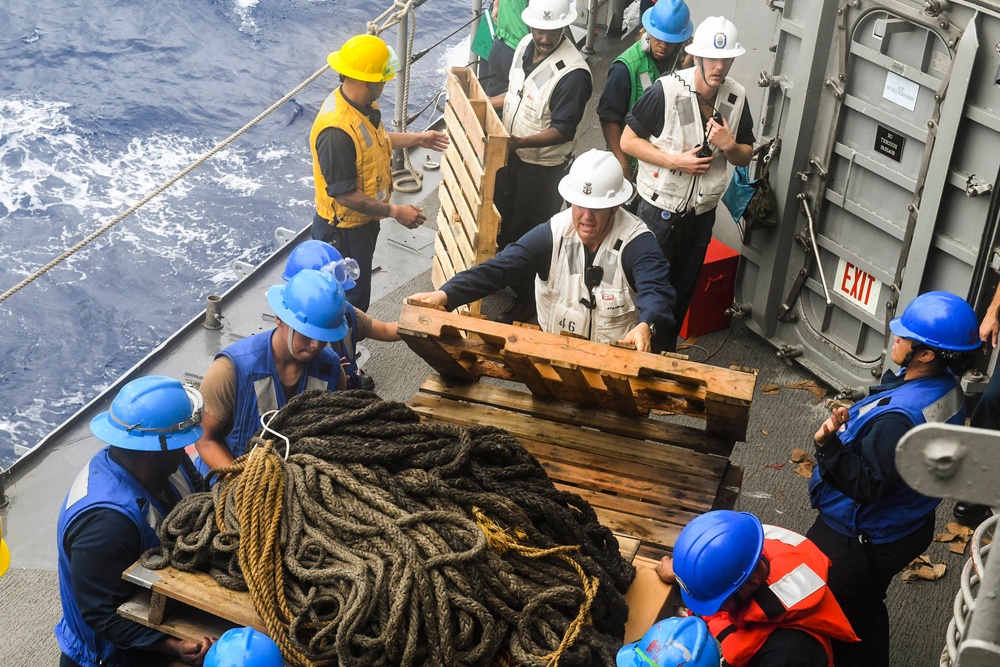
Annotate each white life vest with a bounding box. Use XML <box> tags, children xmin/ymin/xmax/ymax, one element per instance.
<box><xmin>502</xmin><ymin>34</ymin><xmax>591</xmax><ymax>166</ymax></box>
<box><xmin>635</xmin><ymin>68</ymin><xmax>745</xmax><ymax>214</ymax></box>
<box><xmin>536</xmin><ymin>208</ymin><xmax>650</xmax><ymax>343</ymax></box>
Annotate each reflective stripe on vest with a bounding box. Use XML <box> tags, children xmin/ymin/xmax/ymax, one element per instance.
<box><xmin>635</xmin><ymin>67</ymin><xmax>745</xmax><ymax>214</ymax></box>
<box><xmin>502</xmin><ymin>35</ymin><xmax>591</xmax><ymax>166</ymax></box>
<box><xmin>808</xmin><ymin>372</ymin><xmax>964</xmax><ymax>543</ymax></box>
<box><xmin>56</xmin><ymin>448</ymin><xmax>198</xmax><ymax>667</ymax></box>
<box><xmin>310</xmin><ymin>87</ymin><xmax>392</xmax><ymax>228</ymax></box>
<box><xmin>220</xmin><ymin>330</ymin><xmax>340</xmax><ymax>459</ymax></box>
<box><xmin>535</xmin><ymin>208</ymin><xmax>649</xmax><ymax>343</ymax></box>
<box><xmin>704</xmin><ymin>530</ymin><xmax>858</xmax><ymax>667</ymax></box>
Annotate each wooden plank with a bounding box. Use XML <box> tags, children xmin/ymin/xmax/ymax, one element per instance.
<box><xmin>481</xmin><ymin>135</ymin><xmax>509</xmax><ymax>203</ymax></box>
<box><xmin>440</xmin><ymin>158</ymin><xmax>479</xmax><ymax>257</ymax></box>
<box><xmin>550</xmin><ymin>362</ymin><xmax>598</xmax><ymax>406</ymax></box>
<box><xmin>499</xmin><ymin>351</ymin><xmax>555</xmax><ymax>398</ymax></box>
<box><xmin>398</xmin><ymin>302</ymin><xmax>756</xmax><ymax>417</ymax></box>
<box><xmin>446</xmin><ymin>66</ymin><xmax>472</xmax><ymax>101</ymax></box>
<box><xmin>436</xmin><ymin>207</ymin><xmax>471</xmax><ymax>274</ymax></box>
<box><xmin>554</xmin><ymin>481</ymin><xmax>702</xmax><ymax>529</ymax></box>
<box><xmin>119</xmin><ymin>590</ymin><xmax>241</xmax><ymax>643</ymax></box>
<box><xmin>123</xmin><ymin>564</ymin><xmax>263</xmax><ymax>630</ymax></box>
<box><xmin>711</xmin><ymin>463</ymin><xmax>745</xmax><ymax>511</ymax></box>
<box><xmin>408</xmin><ymin>394</ymin><xmax>727</xmax><ymax>480</ymax></box>
<box><xmin>474</xmin><ymin>202</ymin><xmax>500</xmax><ymax>262</ymax></box>
<box><xmin>444</xmin><ymin>143</ymin><xmax>482</xmax><ymax>210</ymax></box>
<box><xmin>433</xmin><ymin>227</ymin><xmax>460</xmax><ymax>280</ymax></box>
<box><xmin>437</xmin><ymin>185</ymin><xmax>477</xmax><ymax>269</ymax></box>
<box><xmin>588</xmin><ymin>504</ymin><xmax>683</xmax><ymax>552</ymax></box>
<box><xmin>444</xmin><ymin>103</ymin><xmax>483</xmax><ymax>182</ymax></box>
<box><xmin>526</xmin><ymin>441</ymin><xmax>723</xmax><ymax>505</ymax></box>
<box><xmin>443</xmin><ymin>91</ymin><xmax>487</xmax><ymax>165</ymax></box>
<box><xmin>417</xmin><ymin>375</ymin><xmax>732</xmax><ymax>456</ymax></box>
<box><xmin>615</xmin><ymin>533</ymin><xmax>641</xmax><ymax>563</ymax></box>
<box><xmin>469</xmin><ymin>97</ymin><xmax>487</xmax><ymax>129</ymax></box>
<box><xmin>602</xmin><ymin>373</ymin><xmax>640</xmax><ymax>416</ymax></box>
<box><xmin>431</xmin><ymin>255</ymin><xmax>449</xmax><ymax>290</ymax></box>
<box><xmin>396</xmin><ymin>333</ymin><xmax>477</xmax><ymax>381</ymax></box>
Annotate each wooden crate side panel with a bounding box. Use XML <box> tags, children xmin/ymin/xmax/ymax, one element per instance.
<box><xmin>444</xmin><ymin>73</ymin><xmax>488</xmax><ymax>164</ymax></box>
<box><xmin>437</xmin><ymin>187</ymin><xmax>477</xmax><ymax>269</ymax></box>
<box><xmin>418</xmin><ymin>374</ymin><xmax>733</xmax><ymax>456</ymax></box>
<box><xmin>445</xmin><ymin>104</ymin><xmax>485</xmax><ymax>182</ymax></box>
<box><xmin>408</xmin><ymin>393</ymin><xmax>727</xmax><ymax>480</ymax></box>
<box><xmin>440</xmin><ymin>157</ymin><xmax>480</xmax><ymax>256</ymax></box>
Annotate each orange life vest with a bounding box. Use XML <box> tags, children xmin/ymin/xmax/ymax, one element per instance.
<box><xmin>703</xmin><ymin>526</ymin><xmax>859</xmax><ymax>667</ymax></box>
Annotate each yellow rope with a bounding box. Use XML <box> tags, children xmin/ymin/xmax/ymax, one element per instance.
<box><xmin>473</xmin><ymin>507</ymin><xmax>600</xmax><ymax>667</ymax></box>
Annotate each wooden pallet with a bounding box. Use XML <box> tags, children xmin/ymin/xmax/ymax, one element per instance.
<box><xmin>398</xmin><ymin>300</ymin><xmax>756</xmax><ymax>446</ymax></box>
<box><xmin>433</xmin><ymin>67</ymin><xmax>509</xmax><ymax>316</ymax></box>
<box><xmin>399</xmin><ymin>301</ymin><xmax>754</xmax><ymax>559</ymax></box>
<box><xmin>119</xmin><ymin>536</ymin><xmax>668</xmax><ymax>644</ymax></box>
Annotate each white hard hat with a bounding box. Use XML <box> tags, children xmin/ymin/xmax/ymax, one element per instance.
<box><xmin>522</xmin><ymin>0</ymin><xmax>577</xmax><ymax>30</ymax></box>
<box><xmin>685</xmin><ymin>16</ymin><xmax>745</xmax><ymax>59</ymax></box>
<box><xmin>558</xmin><ymin>150</ymin><xmax>633</xmax><ymax>208</ymax></box>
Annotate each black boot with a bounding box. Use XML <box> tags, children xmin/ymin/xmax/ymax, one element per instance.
<box><xmin>953</xmin><ymin>502</ymin><xmax>992</xmax><ymax>527</ymax></box>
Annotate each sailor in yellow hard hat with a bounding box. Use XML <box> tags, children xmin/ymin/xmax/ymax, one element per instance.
<box><xmin>309</xmin><ymin>33</ymin><xmax>448</xmax><ymax>315</ymax></box>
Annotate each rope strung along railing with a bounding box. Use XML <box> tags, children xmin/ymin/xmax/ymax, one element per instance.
<box><xmin>0</xmin><ymin>66</ymin><xmax>328</xmax><ymax>306</ymax></box>
<box><xmin>0</xmin><ymin>0</ymin><xmax>442</xmax><ymax>305</ymax></box>
<box><xmin>142</xmin><ymin>391</ymin><xmax>634</xmax><ymax>667</ymax></box>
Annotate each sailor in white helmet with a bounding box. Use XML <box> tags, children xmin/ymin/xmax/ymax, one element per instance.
<box><xmin>488</xmin><ymin>0</ymin><xmax>593</xmax><ymax>325</ymax></box>
<box><xmin>620</xmin><ymin>16</ymin><xmax>754</xmax><ymax>352</ymax></box>
<box><xmin>408</xmin><ymin>150</ymin><xmax>676</xmax><ymax>353</ymax></box>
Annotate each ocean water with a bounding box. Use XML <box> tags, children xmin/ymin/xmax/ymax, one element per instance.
<box><xmin>0</xmin><ymin>0</ymin><xmax>469</xmax><ymax>467</ymax></box>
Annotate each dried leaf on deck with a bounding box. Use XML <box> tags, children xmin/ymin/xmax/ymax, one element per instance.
<box><xmin>795</xmin><ymin>462</ymin><xmax>814</xmax><ymax>478</ymax></box>
<box><xmin>934</xmin><ymin>533</ymin><xmax>957</xmax><ymax>543</ymax></box>
<box><xmin>945</xmin><ymin>523</ymin><xmax>975</xmax><ymax>538</ymax></box>
<box><xmin>901</xmin><ymin>555</ymin><xmax>947</xmax><ymax>582</ymax></box>
<box><xmin>785</xmin><ymin>380</ymin><xmax>829</xmax><ymax>403</ymax></box>
<box><xmin>790</xmin><ymin>448</ymin><xmax>811</xmax><ymax>463</ymax></box>
<box><xmin>950</xmin><ymin>540</ymin><xmax>968</xmax><ymax>555</ymax></box>
<box><xmin>760</xmin><ymin>429</ymin><xmax>769</xmax><ymax>436</ymax></box>
<box><xmin>762</xmin><ymin>384</ymin><xmax>780</xmax><ymax>395</ymax></box>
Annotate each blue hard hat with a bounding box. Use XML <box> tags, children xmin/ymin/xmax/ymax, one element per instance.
<box><xmin>282</xmin><ymin>240</ymin><xmax>357</xmax><ymax>290</ymax></box>
<box><xmin>672</xmin><ymin>510</ymin><xmax>764</xmax><ymax>616</ymax></box>
<box><xmin>890</xmin><ymin>291</ymin><xmax>981</xmax><ymax>352</ymax></box>
<box><xmin>267</xmin><ymin>269</ymin><xmax>348</xmax><ymax>342</ymax></box>
<box><xmin>642</xmin><ymin>0</ymin><xmax>693</xmax><ymax>43</ymax></box>
<box><xmin>616</xmin><ymin>616</ymin><xmax>721</xmax><ymax>667</ymax></box>
<box><xmin>205</xmin><ymin>627</ymin><xmax>284</xmax><ymax>667</ymax></box>
<box><xmin>90</xmin><ymin>376</ymin><xmax>203</xmax><ymax>451</ymax></box>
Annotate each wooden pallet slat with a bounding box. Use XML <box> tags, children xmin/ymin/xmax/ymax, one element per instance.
<box><xmin>437</xmin><ymin>186</ymin><xmax>477</xmax><ymax>269</ymax></box>
<box><xmin>417</xmin><ymin>375</ymin><xmax>733</xmax><ymax>456</ymax></box>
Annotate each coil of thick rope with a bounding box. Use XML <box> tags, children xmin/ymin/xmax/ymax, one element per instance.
<box><xmin>142</xmin><ymin>390</ymin><xmax>634</xmax><ymax>667</ymax></box>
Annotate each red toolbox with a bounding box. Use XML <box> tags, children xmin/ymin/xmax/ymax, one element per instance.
<box><xmin>680</xmin><ymin>238</ymin><xmax>741</xmax><ymax>339</ymax></box>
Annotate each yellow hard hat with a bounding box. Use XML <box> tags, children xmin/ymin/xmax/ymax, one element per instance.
<box><xmin>0</xmin><ymin>517</ymin><xmax>9</xmax><ymax>578</ymax></box>
<box><xmin>328</xmin><ymin>34</ymin><xmax>395</xmax><ymax>83</ymax></box>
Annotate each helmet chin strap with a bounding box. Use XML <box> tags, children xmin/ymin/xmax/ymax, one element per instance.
<box><xmin>286</xmin><ymin>326</ymin><xmax>298</xmax><ymax>359</ymax></box>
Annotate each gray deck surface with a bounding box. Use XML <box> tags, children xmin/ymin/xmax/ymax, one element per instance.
<box><xmin>0</xmin><ymin>15</ymin><xmax>965</xmax><ymax>667</ymax></box>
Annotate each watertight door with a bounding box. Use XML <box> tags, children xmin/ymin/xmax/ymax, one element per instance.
<box><xmin>736</xmin><ymin>1</ymin><xmax>999</xmax><ymax>391</ymax></box>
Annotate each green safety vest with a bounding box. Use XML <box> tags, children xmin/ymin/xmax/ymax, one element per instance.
<box><xmin>613</xmin><ymin>41</ymin><xmax>663</xmax><ymax>112</ymax></box>
<box><xmin>497</xmin><ymin>0</ymin><xmax>529</xmax><ymax>51</ymax></box>
<box><xmin>614</xmin><ymin>41</ymin><xmax>662</xmax><ymax>173</ymax></box>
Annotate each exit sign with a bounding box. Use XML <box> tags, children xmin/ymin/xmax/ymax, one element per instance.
<box><xmin>836</xmin><ymin>258</ymin><xmax>882</xmax><ymax>316</ymax></box>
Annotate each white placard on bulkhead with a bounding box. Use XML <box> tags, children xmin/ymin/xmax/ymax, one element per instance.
<box><xmin>883</xmin><ymin>71</ymin><xmax>918</xmax><ymax>111</ymax></box>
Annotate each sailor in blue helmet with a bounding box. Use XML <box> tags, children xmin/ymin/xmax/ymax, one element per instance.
<box><xmin>616</xmin><ymin>615</ymin><xmax>719</xmax><ymax>667</ymax></box>
<box><xmin>204</xmin><ymin>627</ymin><xmax>284</xmax><ymax>667</ymax></box>
<box><xmin>654</xmin><ymin>510</ymin><xmax>856</xmax><ymax>667</ymax></box>
<box><xmin>281</xmin><ymin>240</ymin><xmax>401</xmax><ymax>391</ymax></box>
<box><xmin>194</xmin><ymin>269</ymin><xmax>346</xmax><ymax>475</ymax></box>
<box><xmin>807</xmin><ymin>290</ymin><xmax>981</xmax><ymax>667</ymax></box>
<box><xmin>56</xmin><ymin>376</ymin><xmax>212</xmax><ymax>667</ymax></box>
<box><xmin>598</xmin><ymin>0</ymin><xmax>693</xmax><ymax>196</ymax></box>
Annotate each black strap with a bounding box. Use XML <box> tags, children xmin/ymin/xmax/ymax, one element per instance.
<box><xmin>751</xmin><ymin>585</ymin><xmax>787</xmax><ymax>620</ymax></box>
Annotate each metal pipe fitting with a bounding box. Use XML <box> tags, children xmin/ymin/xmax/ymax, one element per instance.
<box><xmin>203</xmin><ymin>294</ymin><xmax>223</xmax><ymax>330</ymax></box>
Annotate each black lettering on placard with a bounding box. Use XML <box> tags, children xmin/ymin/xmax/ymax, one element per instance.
<box><xmin>874</xmin><ymin>125</ymin><xmax>905</xmax><ymax>162</ymax></box>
